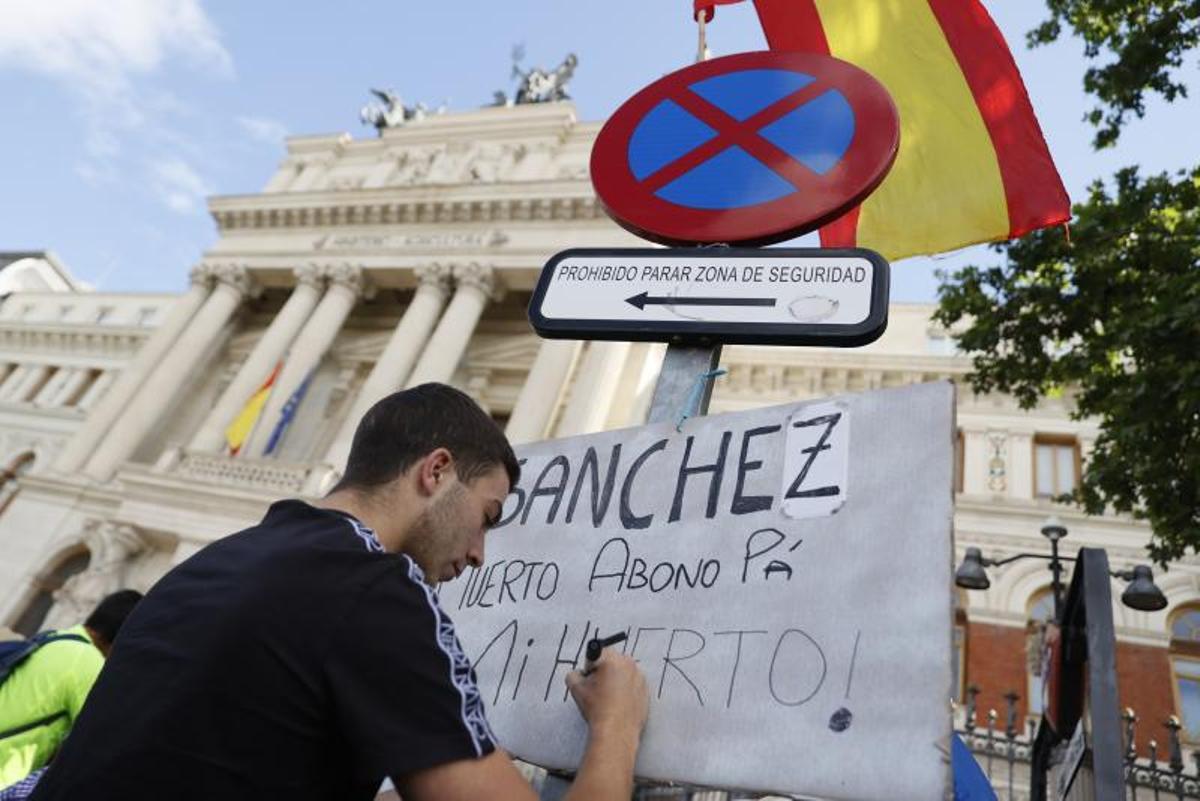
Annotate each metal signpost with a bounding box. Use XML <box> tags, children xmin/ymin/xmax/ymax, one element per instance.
<box><xmin>531</xmin><ymin>43</ymin><xmax>907</xmax><ymax>800</ymax></box>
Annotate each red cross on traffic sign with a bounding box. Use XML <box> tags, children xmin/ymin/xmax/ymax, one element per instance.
<box><xmin>591</xmin><ymin>51</ymin><xmax>900</xmax><ymax>247</ymax></box>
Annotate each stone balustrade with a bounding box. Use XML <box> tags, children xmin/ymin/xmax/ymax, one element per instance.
<box><xmin>173</xmin><ymin>450</ymin><xmax>316</xmax><ymax>495</ymax></box>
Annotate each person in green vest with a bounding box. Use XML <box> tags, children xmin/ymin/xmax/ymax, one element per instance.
<box><xmin>0</xmin><ymin>590</ymin><xmax>142</xmax><ymax>789</ymax></box>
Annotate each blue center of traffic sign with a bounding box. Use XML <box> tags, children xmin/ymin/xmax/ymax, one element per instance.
<box><xmin>626</xmin><ymin>68</ymin><xmax>856</xmax><ymax>211</ymax></box>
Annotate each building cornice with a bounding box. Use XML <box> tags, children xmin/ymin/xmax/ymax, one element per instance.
<box><xmin>0</xmin><ymin>322</ymin><xmax>152</xmax><ymax>360</ymax></box>
<box><xmin>208</xmin><ymin>182</ymin><xmax>603</xmax><ymax>232</ymax></box>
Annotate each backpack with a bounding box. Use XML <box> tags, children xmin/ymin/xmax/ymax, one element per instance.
<box><xmin>0</xmin><ymin>631</ymin><xmax>89</xmax><ymax>687</ymax></box>
<box><xmin>0</xmin><ymin>631</ymin><xmax>90</xmax><ymax>742</ymax></box>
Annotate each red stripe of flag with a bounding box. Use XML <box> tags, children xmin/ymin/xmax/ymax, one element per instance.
<box><xmin>927</xmin><ymin>0</ymin><xmax>1070</xmax><ymax>237</ymax></box>
<box><xmin>751</xmin><ymin>0</ymin><xmax>829</xmax><ymax>54</ymax></box>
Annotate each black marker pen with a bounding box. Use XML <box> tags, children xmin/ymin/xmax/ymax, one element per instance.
<box><xmin>582</xmin><ymin>631</ymin><xmax>628</xmax><ymax>675</ymax></box>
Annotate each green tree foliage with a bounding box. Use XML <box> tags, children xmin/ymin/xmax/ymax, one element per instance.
<box><xmin>935</xmin><ymin>1</ymin><xmax>1199</xmax><ymax>561</ymax></box>
<box><xmin>935</xmin><ymin>169</ymin><xmax>1199</xmax><ymax>562</ymax></box>
<box><xmin>1030</xmin><ymin>0</ymin><xmax>1200</xmax><ymax>148</ymax></box>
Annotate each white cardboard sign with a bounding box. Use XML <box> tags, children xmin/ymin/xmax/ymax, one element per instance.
<box><xmin>446</xmin><ymin>382</ymin><xmax>955</xmax><ymax>800</ymax></box>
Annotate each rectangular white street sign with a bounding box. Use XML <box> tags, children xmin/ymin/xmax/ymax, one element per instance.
<box><xmin>528</xmin><ymin>247</ymin><xmax>889</xmax><ymax>346</ymax></box>
<box><xmin>447</xmin><ymin>382</ymin><xmax>955</xmax><ymax>800</ymax></box>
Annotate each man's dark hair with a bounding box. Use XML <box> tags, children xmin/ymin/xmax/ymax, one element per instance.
<box><xmin>85</xmin><ymin>589</ymin><xmax>143</xmax><ymax>645</ymax></box>
<box><xmin>332</xmin><ymin>383</ymin><xmax>520</xmax><ymax>493</ymax></box>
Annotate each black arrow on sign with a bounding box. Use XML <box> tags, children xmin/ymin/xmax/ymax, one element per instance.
<box><xmin>625</xmin><ymin>292</ymin><xmax>777</xmax><ymax>311</ymax></box>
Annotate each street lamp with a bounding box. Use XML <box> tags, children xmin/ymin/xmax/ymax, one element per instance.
<box><xmin>1116</xmin><ymin>565</ymin><xmax>1170</xmax><ymax>612</ymax></box>
<box><xmin>954</xmin><ymin>547</ymin><xmax>991</xmax><ymax>590</ymax></box>
<box><xmin>955</xmin><ymin>517</ymin><xmax>1168</xmax><ymax>616</ymax></box>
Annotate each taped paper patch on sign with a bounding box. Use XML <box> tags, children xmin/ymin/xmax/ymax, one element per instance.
<box><xmin>781</xmin><ymin>401</ymin><xmax>849</xmax><ymax>518</ymax></box>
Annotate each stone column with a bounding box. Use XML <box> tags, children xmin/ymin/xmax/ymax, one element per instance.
<box><xmin>553</xmin><ymin>341</ymin><xmax>632</xmax><ymax>438</ymax></box>
<box><xmin>84</xmin><ymin>264</ymin><xmax>254</xmax><ymax>480</ymax></box>
<box><xmin>1008</xmin><ymin>430</ymin><xmax>1034</xmax><ymax>500</ymax></box>
<box><xmin>245</xmin><ymin>263</ymin><xmax>370</xmax><ymax>458</ymax></box>
<box><xmin>323</xmin><ymin>264</ymin><xmax>452</xmax><ymax>469</ymax></box>
<box><xmin>405</xmin><ymin>263</ymin><xmax>497</xmax><ymax>388</ymax></box>
<box><xmin>10</xmin><ymin>366</ymin><xmax>51</xmax><ymax>403</ymax></box>
<box><xmin>962</xmin><ymin>427</ymin><xmax>989</xmax><ymax>495</ymax></box>
<box><xmin>624</xmin><ymin>343</ymin><xmax>668</xmax><ymax>427</ymax></box>
<box><xmin>76</xmin><ymin>371</ymin><xmax>115</xmax><ymax>412</ymax></box>
<box><xmin>47</xmin><ymin>368</ymin><xmax>91</xmax><ymax>408</ymax></box>
<box><xmin>188</xmin><ymin>264</ymin><xmax>325</xmax><ymax>453</ymax></box>
<box><xmin>33</xmin><ymin>368</ymin><xmax>74</xmax><ymax>407</ymax></box>
<box><xmin>0</xmin><ymin>365</ymin><xmax>30</xmax><ymax>402</ymax></box>
<box><xmin>55</xmin><ymin>265</ymin><xmax>214</xmax><ymax>474</ymax></box>
<box><xmin>505</xmin><ymin>339</ymin><xmax>583</xmax><ymax>445</ymax></box>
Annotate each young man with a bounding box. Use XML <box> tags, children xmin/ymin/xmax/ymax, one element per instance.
<box><xmin>0</xmin><ymin>590</ymin><xmax>143</xmax><ymax>791</ymax></box>
<box><xmin>30</xmin><ymin>384</ymin><xmax>649</xmax><ymax>801</ymax></box>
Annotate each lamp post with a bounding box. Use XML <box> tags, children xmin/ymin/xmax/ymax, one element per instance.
<box><xmin>1040</xmin><ymin>516</ymin><xmax>1068</xmax><ymax>620</ymax></box>
<box><xmin>954</xmin><ymin>516</ymin><xmax>1168</xmax><ymax>618</ymax></box>
<box><xmin>956</xmin><ymin>522</ymin><xmax>1166</xmax><ymax>801</ymax></box>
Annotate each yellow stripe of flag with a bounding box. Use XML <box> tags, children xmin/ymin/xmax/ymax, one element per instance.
<box><xmin>814</xmin><ymin>0</ymin><xmax>1010</xmax><ymax>258</ymax></box>
<box><xmin>225</xmin><ymin>363</ymin><xmax>280</xmax><ymax>456</ymax></box>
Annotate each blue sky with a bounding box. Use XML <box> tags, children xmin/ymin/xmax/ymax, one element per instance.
<box><xmin>0</xmin><ymin>1</ymin><xmax>1195</xmax><ymax>300</ymax></box>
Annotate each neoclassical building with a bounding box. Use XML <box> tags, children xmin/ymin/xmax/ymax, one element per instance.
<box><xmin>0</xmin><ymin>102</ymin><xmax>1193</xmax><ymax>791</ymax></box>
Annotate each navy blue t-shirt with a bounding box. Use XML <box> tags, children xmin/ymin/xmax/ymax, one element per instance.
<box><xmin>30</xmin><ymin>500</ymin><xmax>496</xmax><ymax>801</ymax></box>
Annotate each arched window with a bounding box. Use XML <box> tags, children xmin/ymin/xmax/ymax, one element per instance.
<box><xmin>1027</xmin><ymin>588</ymin><xmax>1057</xmax><ymax>717</ymax></box>
<box><xmin>1169</xmin><ymin>607</ymin><xmax>1200</xmax><ymax>741</ymax></box>
<box><xmin>10</xmin><ymin>549</ymin><xmax>91</xmax><ymax>636</ymax></box>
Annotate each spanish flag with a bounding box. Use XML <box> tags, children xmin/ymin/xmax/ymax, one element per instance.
<box><xmin>225</xmin><ymin>362</ymin><xmax>282</xmax><ymax>456</ymax></box>
<box><xmin>697</xmin><ymin>0</ymin><xmax>1071</xmax><ymax>259</ymax></box>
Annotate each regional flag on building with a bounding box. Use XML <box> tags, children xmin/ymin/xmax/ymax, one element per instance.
<box><xmin>698</xmin><ymin>0</ymin><xmax>1071</xmax><ymax>260</ymax></box>
<box><xmin>225</xmin><ymin>362</ymin><xmax>281</xmax><ymax>456</ymax></box>
<box><xmin>263</xmin><ymin>369</ymin><xmax>314</xmax><ymax>457</ymax></box>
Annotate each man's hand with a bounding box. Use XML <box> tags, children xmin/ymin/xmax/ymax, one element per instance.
<box><xmin>400</xmin><ymin>652</ymin><xmax>649</xmax><ymax>801</ymax></box>
<box><xmin>565</xmin><ymin>651</ymin><xmax>649</xmax><ymax>740</ymax></box>
<box><xmin>559</xmin><ymin>650</ymin><xmax>648</xmax><ymax>801</ymax></box>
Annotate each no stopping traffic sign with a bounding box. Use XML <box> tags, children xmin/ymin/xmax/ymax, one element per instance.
<box><xmin>591</xmin><ymin>51</ymin><xmax>900</xmax><ymax>247</ymax></box>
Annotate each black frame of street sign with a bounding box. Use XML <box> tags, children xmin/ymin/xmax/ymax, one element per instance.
<box><xmin>528</xmin><ymin>247</ymin><xmax>890</xmax><ymax>347</ymax></box>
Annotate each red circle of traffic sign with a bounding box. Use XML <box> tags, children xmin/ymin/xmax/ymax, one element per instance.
<box><xmin>591</xmin><ymin>50</ymin><xmax>900</xmax><ymax>247</ymax></box>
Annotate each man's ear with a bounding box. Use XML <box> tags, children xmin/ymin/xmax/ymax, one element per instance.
<box><xmin>417</xmin><ymin>448</ymin><xmax>454</xmax><ymax>497</ymax></box>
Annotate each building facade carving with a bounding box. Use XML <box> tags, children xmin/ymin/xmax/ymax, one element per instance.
<box><xmin>43</xmin><ymin>519</ymin><xmax>147</xmax><ymax>630</ymax></box>
<box><xmin>322</xmin><ymin>261</ymin><xmax>372</xmax><ymax>299</ymax></box>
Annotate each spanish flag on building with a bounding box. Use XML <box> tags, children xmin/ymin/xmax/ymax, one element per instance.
<box><xmin>225</xmin><ymin>362</ymin><xmax>282</xmax><ymax>456</ymax></box>
<box><xmin>697</xmin><ymin>0</ymin><xmax>1071</xmax><ymax>260</ymax></box>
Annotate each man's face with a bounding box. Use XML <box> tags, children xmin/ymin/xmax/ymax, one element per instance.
<box><xmin>407</xmin><ymin>464</ymin><xmax>510</xmax><ymax>583</ymax></box>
